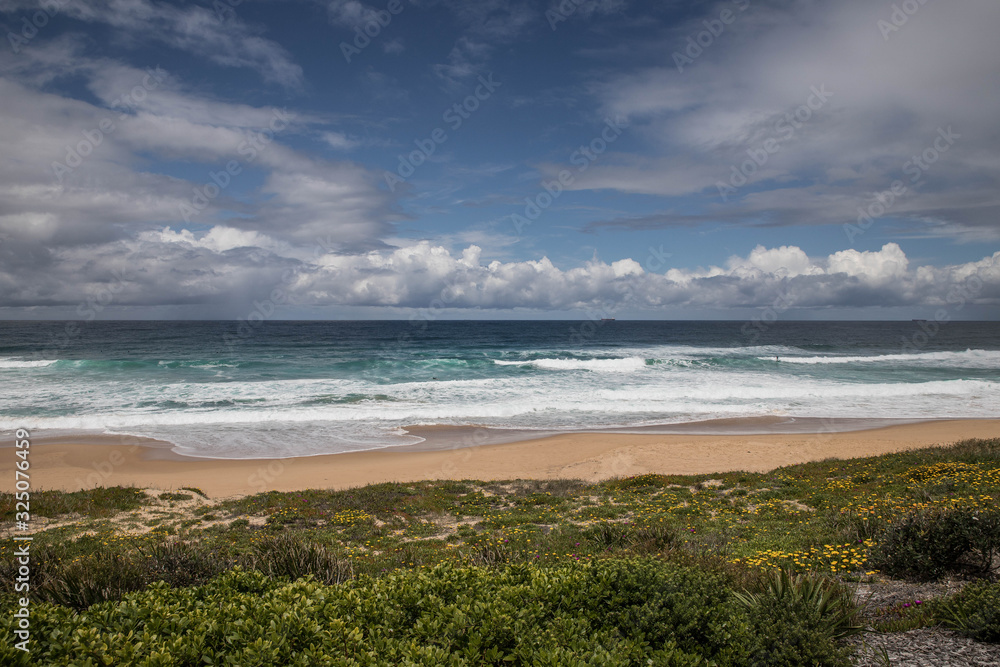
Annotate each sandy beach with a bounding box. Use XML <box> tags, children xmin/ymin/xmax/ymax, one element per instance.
<box><xmin>4</xmin><ymin>419</ymin><xmax>999</xmax><ymax>498</ymax></box>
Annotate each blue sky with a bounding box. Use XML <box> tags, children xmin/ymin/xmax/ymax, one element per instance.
<box><xmin>0</xmin><ymin>0</ymin><xmax>998</xmax><ymax>319</ymax></box>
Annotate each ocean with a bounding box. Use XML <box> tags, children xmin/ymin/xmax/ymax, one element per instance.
<box><xmin>1</xmin><ymin>320</ymin><xmax>998</xmax><ymax>459</ymax></box>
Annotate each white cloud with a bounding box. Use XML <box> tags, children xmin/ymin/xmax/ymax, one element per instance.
<box><xmin>7</xmin><ymin>235</ymin><xmax>993</xmax><ymax>314</ymax></box>
<box><xmin>328</xmin><ymin>0</ymin><xmax>385</xmax><ymax>27</ymax></box>
<box><xmin>729</xmin><ymin>245</ymin><xmax>819</xmax><ymax>278</ymax></box>
<box><xmin>0</xmin><ymin>47</ymin><xmax>395</xmax><ymax>253</ymax></box>
<box><xmin>140</xmin><ymin>226</ymin><xmax>286</xmax><ymax>255</ymax></box>
<box><xmin>827</xmin><ymin>243</ymin><xmax>909</xmax><ymax>282</ymax></box>
<box><xmin>563</xmin><ymin>0</ymin><xmax>1000</xmax><ymax>238</ymax></box>
<box><xmin>5</xmin><ymin>0</ymin><xmax>306</xmax><ymax>87</ymax></box>
<box><xmin>321</xmin><ymin>131</ymin><xmax>362</xmax><ymax>151</ymax></box>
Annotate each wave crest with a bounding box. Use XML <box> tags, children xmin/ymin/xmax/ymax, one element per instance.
<box><xmin>494</xmin><ymin>357</ymin><xmax>647</xmax><ymax>372</ymax></box>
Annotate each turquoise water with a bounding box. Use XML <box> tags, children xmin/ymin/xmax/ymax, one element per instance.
<box><xmin>0</xmin><ymin>321</ymin><xmax>998</xmax><ymax>458</ymax></box>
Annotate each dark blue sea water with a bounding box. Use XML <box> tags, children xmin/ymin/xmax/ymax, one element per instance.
<box><xmin>1</xmin><ymin>320</ymin><xmax>998</xmax><ymax>458</ymax></box>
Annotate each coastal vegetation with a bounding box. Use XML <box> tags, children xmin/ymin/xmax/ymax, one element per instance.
<box><xmin>2</xmin><ymin>437</ymin><xmax>999</xmax><ymax>664</ymax></box>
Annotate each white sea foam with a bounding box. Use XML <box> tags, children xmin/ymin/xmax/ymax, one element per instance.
<box><xmin>0</xmin><ymin>358</ymin><xmax>58</xmax><ymax>368</ymax></box>
<box><xmin>3</xmin><ymin>339</ymin><xmax>998</xmax><ymax>458</ymax></box>
<box><xmin>760</xmin><ymin>349</ymin><xmax>1000</xmax><ymax>367</ymax></box>
<box><xmin>494</xmin><ymin>356</ymin><xmax>647</xmax><ymax>372</ymax></box>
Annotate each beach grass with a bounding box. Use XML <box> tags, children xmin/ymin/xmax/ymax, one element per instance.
<box><xmin>4</xmin><ymin>438</ymin><xmax>1000</xmax><ymax>580</ymax></box>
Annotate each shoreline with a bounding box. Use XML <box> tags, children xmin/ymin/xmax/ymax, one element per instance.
<box><xmin>3</xmin><ymin>418</ymin><xmax>998</xmax><ymax>498</ymax></box>
<box><xmin>398</xmin><ymin>416</ymin><xmax>929</xmax><ymax>452</ymax></box>
<box><xmin>0</xmin><ymin>416</ymin><xmax>938</xmax><ymax>460</ymax></box>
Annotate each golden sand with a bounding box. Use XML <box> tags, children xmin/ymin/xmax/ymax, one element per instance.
<box><xmin>4</xmin><ymin>419</ymin><xmax>998</xmax><ymax>499</ymax></box>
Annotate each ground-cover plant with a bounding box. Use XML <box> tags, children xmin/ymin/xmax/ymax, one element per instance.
<box><xmin>935</xmin><ymin>581</ymin><xmax>1000</xmax><ymax>642</ymax></box>
<box><xmin>4</xmin><ymin>435</ymin><xmax>1000</xmax><ymax>650</ymax></box>
<box><xmin>0</xmin><ymin>486</ymin><xmax>148</xmax><ymax>521</ymax></box>
<box><xmin>158</xmin><ymin>492</ymin><xmax>193</xmax><ymax>501</ymax></box>
<box><xmin>0</xmin><ymin>559</ymin><xmax>860</xmax><ymax>666</ymax></box>
<box><xmin>867</xmin><ymin>598</ymin><xmax>934</xmax><ymax>633</ymax></box>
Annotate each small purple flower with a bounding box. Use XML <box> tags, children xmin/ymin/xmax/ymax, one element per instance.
<box><xmin>903</xmin><ymin>603</ymin><xmax>910</xmax><ymax>608</ymax></box>
<box><xmin>915</xmin><ymin>600</ymin><xmax>922</xmax><ymax>605</ymax></box>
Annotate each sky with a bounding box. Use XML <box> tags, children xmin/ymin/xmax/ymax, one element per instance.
<box><xmin>0</xmin><ymin>0</ymin><xmax>998</xmax><ymax>320</ymax></box>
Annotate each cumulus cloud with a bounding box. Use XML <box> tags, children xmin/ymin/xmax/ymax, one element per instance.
<box><xmin>3</xmin><ymin>232</ymin><xmax>996</xmax><ymax>314</ymax></box>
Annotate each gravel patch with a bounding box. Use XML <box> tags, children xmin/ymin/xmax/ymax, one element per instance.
<box><xmin>849</xmin><ymin>628</ymin><xmax>1000</xmax><ymax>666</ymax></box>
<box><xmin>854</xmin><ymin>578</ymin><xmax>965</xmax><ymax>610</ymax></box>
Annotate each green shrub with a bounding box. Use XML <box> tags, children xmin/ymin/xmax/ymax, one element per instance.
<box><xmin>23</xmin><ymin>540</ymin><xmax>232</xmax><ymax>609</ymax></box>
<box><xmin>0</xmin><ymin>558</ymin><xmax>862</xmax><ymax>666</ymax></box>
<box><xmin>746</xmin><ymin>600</ymin><xmax>854</xmax><ymax>667</ymax></box>
<box><xmin>136</xmin><ymin>540</ymin><xmax>232</xmax><ymax>588</ymax></box>
<box><xmin>242</xmin><ymin>533</ymin><xmax>353</xmax><ymax>585</ymax></box>
<box><xmin>34</xmin><ymin>551</ymin><xmax>149</xmax><ymax>610</ymax></box>
<box><xmin>935</xmin><ymin>581</ymin><xmax>1000</xmax><ymax>642</ymax></box>
<box><xmin>464</xmin><ymin>541</ymin><xmax>512</xmax><ymax>567</ymax></box>
<box><xmin>735</xmin><ymin>569</ymin><xmax>863</xmax><ymax>640</ymax></box>
<box><xmin>602</xmin><ymin>473</ymin><xmax>672</xmax><ymax>491</ymax></box>
<box><xmin>870</xmin><ymin>508</ymin><xmax>1000</xmax><ymax>581</ymax></box>
<box><xmin>585</xmin><ymin>521</ymin><xmax>681</xmax><ymax>553</ymax></box>
<box><xmin>735</xmin><ymin>569</ymin><xmax>860</xmax><ymax>667</ymax></box>
<box><xmin>630</xmin><ymin>523</ymin><xmax>681</xmax><ymax>553</ymax></box>
<box><xmin>585</xmin><ymin>520</ymin><xmax>631</xmax><ymax>549</ymax></box>
<box><xmin>158</xmin><ymin>492</ymin><xmax>192</xmax><ymax>501</ymax></box>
